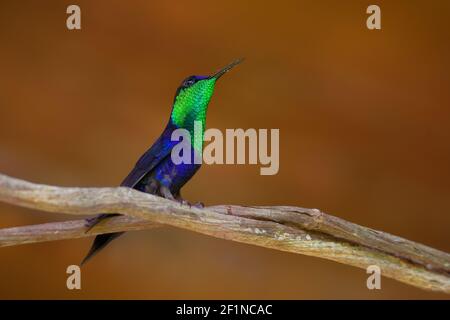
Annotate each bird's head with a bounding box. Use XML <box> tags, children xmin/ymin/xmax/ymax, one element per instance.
<box><xmin>170</xmin><ymin>59</ymin><xmax>243</xmax><ymax>129</ymax></box>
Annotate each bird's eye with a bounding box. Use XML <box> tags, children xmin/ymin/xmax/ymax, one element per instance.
<box><xmin>184</xmin><ymin>78</ymin><xmax>196</xmax><ymax>87</ymax></box>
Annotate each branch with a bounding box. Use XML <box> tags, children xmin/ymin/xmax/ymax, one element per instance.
<box><xmin>0</xmin><ymin>173</ymin><xmax>449</xmax><ymax>293</ymax></box>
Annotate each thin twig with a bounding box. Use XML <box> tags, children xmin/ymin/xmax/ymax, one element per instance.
<box><xmin>0</xmin><ymin>173</ymin><xmax>449</xmax><ymax>293</ymax></box>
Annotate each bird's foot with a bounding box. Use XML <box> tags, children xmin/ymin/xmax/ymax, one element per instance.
<box><xmin>159</xmin><ymin>185</ymin><xmax>175</xmax><ymax>200</ymax></box>
<box><xmin>179</xmin><ymin>199</ymin><xmax>191</xmax><ymax>207</ymax></box>
<box><xmin>176</xmin><ymin>199</ymin><xmax>204</xmax><ymax>209</ymax></box>
<box><xmin>192</xmin><ymin>202</ymin><xmax>205</xmax><ymax>209</ymax></box>
<box><xmin>167</xmin><ymin>188</ymin><xmax>204</xmax><ymax>209</ymax></box>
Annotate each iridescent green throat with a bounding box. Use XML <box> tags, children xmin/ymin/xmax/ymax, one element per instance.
<box><xmin>170</xmin><ymin>78</ymin><xmax>216</xmax><ymax>152</ymax></box>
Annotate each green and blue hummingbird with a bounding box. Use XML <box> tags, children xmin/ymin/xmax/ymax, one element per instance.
<box><xmin>82</xmin><ymin>59</ymin><xmax>243</xmax><ymax>264</ymax></box>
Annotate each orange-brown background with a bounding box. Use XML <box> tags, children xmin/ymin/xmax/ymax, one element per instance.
<box><xmin>0</xmin><ymin>0</ymin><xmax>449</xmax><ymax>299</ymax></box>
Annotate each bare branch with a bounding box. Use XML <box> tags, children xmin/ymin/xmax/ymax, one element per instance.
<box><xmin>0</xmin><ymin>173</ymin><xmax>449</xmax><ymax>293</ymax></box>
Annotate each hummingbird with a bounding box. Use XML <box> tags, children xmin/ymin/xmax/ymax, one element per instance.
<box><xmin>81</xmin><ymin>59</ymin><xmax>243</xmax><ymax>265</ymax></box>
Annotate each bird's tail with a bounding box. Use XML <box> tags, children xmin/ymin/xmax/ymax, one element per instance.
<box><xmin>81</xmin><ymin>214</ymin><xmax>123</xmax><ymax>266</ymax></box>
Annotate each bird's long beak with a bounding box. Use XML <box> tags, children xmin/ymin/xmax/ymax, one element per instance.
<box><xmin>210</xmin><ymin>58</ymin><xmax>244</xmax><ymax>80</ymax></box>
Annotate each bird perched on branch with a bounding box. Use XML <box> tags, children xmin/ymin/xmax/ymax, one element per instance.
<box><xmin>81</xmin><ymin>59</ymin><xmax>243</xmax><ymax>265</ymax></box>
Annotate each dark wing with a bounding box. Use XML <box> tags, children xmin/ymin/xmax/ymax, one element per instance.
<box><xmin>120</xmin><ymin>126</ymin><xmax>177</xmax><ymax>188</ymax></box>
<box><xmin>81</xmin><ymin>125</ymin><xmax>177</xmax><ymax>265</ymax></box>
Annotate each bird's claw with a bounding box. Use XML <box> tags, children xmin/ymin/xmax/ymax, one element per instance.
<box><xmin>193</xmin><ymin>202</ymin><xmax>204</xmax><ymax>209</ymax></box>
<box><xmin>179</xmin><ymin>199</ymin><xmax>191</xmax><ymax>207</ymax></box>
<box><xmin>177</xmin><ymin>199</ymin><xmax>204</xmax><ymax>209</ymax></box>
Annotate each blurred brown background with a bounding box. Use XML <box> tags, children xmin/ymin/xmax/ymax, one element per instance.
<box><xmin>0</xmin><ymin>0</ymin><xmax>449</xmax><ymax>299</ymax></box>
